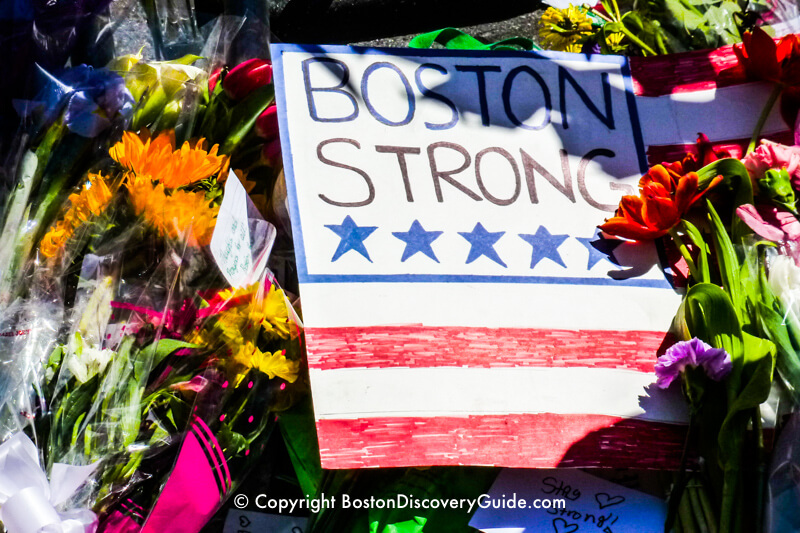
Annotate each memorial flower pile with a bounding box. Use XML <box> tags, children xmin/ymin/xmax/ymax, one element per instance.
<box><xmin>590</xmin><ymin>27</ymin><xmax>800</xmax><ymax>532</ymax></box>
<box><xmin>538</xmin><ymin>0</ymin><xmax>786</xmax><ymax>56</ymax></box>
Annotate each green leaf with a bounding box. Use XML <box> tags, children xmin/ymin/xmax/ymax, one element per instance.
<box><xmin>279</xmin><ymin>396</ymin><xmax>323</xmax><ymax>498</ymax></box>
<box><xmin>757</xmin><ymin>301</ymin><xmax>800</xmax><ymax>400</ymax></box>
<box><xmin>759</xmin><ymin>168</ymin><xmax>797</xmax><ymax>214</ymax></box>
<box><xmin>683</xmin><ymin>283</ymin><xmax>743</xmax><ymax>362</ymax></box>
<box><xmin>706</xmin><ymin>200</ymin><xmax>745</xmax><ymax>321</ymax></box>
<box><xmin>717</xmin><ymin>332</ymin><xmax>775</xmax><ymax>469</ymax></box>
<box><xmin>696</xmin><ymin>158</ymin><xmax>754</xmax><ymax>241</ymax></box>
<box><xmin>149</xmin><ymin>338</ymin><xmax>198</xmax><ymax>369</ymax></box>
<box><xmin>220</xmin><ymin>84</ymin><xmax>275</xmax><ymax>154</ymax></box>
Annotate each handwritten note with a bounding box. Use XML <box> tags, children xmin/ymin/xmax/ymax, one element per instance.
<box><xmin>222</xmin><ymin>509</ymin><xmax>307</xmax><ymax>533</ymax></box>
<box><xmin>469</xmin><ymin>469</ymin><xmax>666</xmax><ymax>533</ymax></box>
<box><xmin>210</xmin><ymin>173</ymin><xmax>253</xmax><ymax>288</ymax></box>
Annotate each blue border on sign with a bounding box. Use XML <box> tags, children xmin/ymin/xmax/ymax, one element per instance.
<box><xmin>270</xmin><ymin>43</ymin><xmax>657</xmax><ymax>287</ymax></box>
<box><xmin>303</xmin><ymin>273</ymin><xmax>670</xmax><ymax>288</ymax></box>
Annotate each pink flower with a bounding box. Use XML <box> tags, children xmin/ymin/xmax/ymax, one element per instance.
<box><xmin>170</xmin><ymin>375</ymin><xmax>209</xmax><ymax>394</ymax></box>
<box><xmin>736</xmin><ymin>204</ymin><xmax>800</xmax><ymax>242</ymax></box>
<box><xmin>743</xmin><ymin>140</ymin><xmax>800</xmax><ymax>188</ymax></box>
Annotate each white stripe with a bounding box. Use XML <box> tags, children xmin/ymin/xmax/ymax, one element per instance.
<box><xmin>309</xmin><ymin>366</ymin><xmax>690</xmax><ymax>424</ymax></box>
<box><xmin>639</xmin><ymin>82</ymin><xmax>787</xmax><ymax>147</ymax></box>
<box><xmin>300</xmin><ymin>282</ymin><xmax>681</xmax><ymax>330</ymax></box>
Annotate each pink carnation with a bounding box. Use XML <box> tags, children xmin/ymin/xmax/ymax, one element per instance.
<box><xmin>743</xmin><ymin>140</ymin><xmax>800</xmax><ymax>188</ymax></box>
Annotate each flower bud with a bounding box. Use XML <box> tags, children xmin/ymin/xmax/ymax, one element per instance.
<box><xmin>209</xmin><ymin>67</ymin><xmax>222</xmax><ymax>94</ymax></box>
<box><xmin>255</xmin><ymin>105</ymin><xmax>279</xmax><ymax>139</ymax></box>
<box><xmin>223</xmin><ymin>58</ymin><xmax>273</xmax><ymax>101</ymax></box>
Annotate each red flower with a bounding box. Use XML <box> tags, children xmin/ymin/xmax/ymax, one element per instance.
<box><xmin>729</xmin><ymin>28</ymin><xmax>800</xmax><ymax>86</ymax></box>
<box><xmin>223</xmin><ymin>58</ymin><xmax>273</xmax><ymax>101</ymax></box>
<box><xmin>724</xmin><ymin>28</ymin><xmax>800</xmax><ymax>128</ymax></box>
<box><xmin>255</xmin><ymin>105</ymin><xmax>279</xmax><ymax>139</ymax></box>
<box><xmin>208</xmin><ymin>67</ymin><xmax>222</xmax><ymax>94</ymax></box>
<box><xmin>666</xmin><ymin>133</ymin><xmax>732</xmax><ymax>175</ymax></box>
<box><xmin>599</xmin><ymin>165</ymin><xmax>722</xmax><ymax>241</ymax></box>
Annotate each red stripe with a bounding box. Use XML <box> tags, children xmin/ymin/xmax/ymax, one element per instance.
<box><xmin>316</xmin><ymin>414</ymin><xmax>686</xmax><ymax>469</ymax></box>
<box><xmin>646</xmin><ymin>131</ymin><xmax>794</xmax><ymax>167</ymax></box>
<box><xmin>629</xmin><ymin>45</ymin><xmax>745</xmax><ymax>96</ymax></box>
<box><xmin>306</xmin><ymin>326</ymin><xmax>672</xmax><ymax>372</ymax></box>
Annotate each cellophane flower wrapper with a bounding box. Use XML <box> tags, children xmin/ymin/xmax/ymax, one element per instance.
<box><xmin>23</xmin><ymin>149</ymin><xmax>303</xmax><ymax>533</ymax></box>
<box><xmin>0</xmin><ymin>7</ymin><xmax>302</xmax><ymax>526</ymax></box>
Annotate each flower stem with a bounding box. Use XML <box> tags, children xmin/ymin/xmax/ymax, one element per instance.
<box><xmin>679</xmin><ymin>220</ymin><xmax>710</xmax><ymax>283</ymax></box>
<box><xmin>609</xmin><ymin>0</ymin><xmax>622</xmax><ymax>21</ymax></box>
<box><xmin>747</xmin><ymin>84</ymin><xmax>782</xmax><ymax>156</ymax></box>
<box><xmin>719</xmin><ymin>468</ymin><xmax>738</xmax><ymax>533</ymax></box>
<box><xmin>754</xmin><ymin>407</ymin><xmax>765</xmax><ymax>533</ymax></box>
<box><xmin>679</xmin><ymin>490</ymin><xmax>700</xmax><ymax>533</ymax></box>
<box><xmin>619</xmin><ymin>26</ymin><xmax>658</xmax><ymax>56</ymax></box>
<box><xmin>696</xmin><ymin>481</ymin><xmax>718</xmax><ymax>533</ymax></box>
<box><xmin>669</xmin><ymin>226</ymin><xmax>701</xmax><ymax>281</ymax></box>
<box><xmin>587</xmin><ymin>5</ymin><xmax>614</xmax><ymax>22</ymax></box>
<box><xmin>687</xmin><ymin>481</ymin><xmax>711</xmax><ymax>533</ymax></box>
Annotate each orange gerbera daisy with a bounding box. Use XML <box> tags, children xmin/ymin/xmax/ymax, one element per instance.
<box><xmin>125</xmin><ymin>173</ymin><xmax>219</xmax><ymax>246</ymax></box>
<box><xmin>110</xmin><ymin>130</ymin><xmax>229</xmax><ymax>188</ymax></box>
<box><xmin>40</xmin><ymin>173</ymin><xmax>115</xmax><ymax>257</ymax></box>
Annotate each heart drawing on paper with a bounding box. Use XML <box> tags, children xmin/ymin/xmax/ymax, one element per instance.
<box><xmin>595</xmin><ymin>493</ymin><xmax>626</xmax><ymax>509</ymax></box>
<box><xmin>552</xmin><ymin>518</ymin><xmax>580</xmax><ymax>533</ymax></box>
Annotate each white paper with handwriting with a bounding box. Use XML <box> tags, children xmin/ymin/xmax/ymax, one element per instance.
<box><xmin>211</xmin><ymin>172</ymin><xmax>276</xmax><ymax>288</ymax></box>
<box><xmin>469</xmin><ymin>469</ymin><xmax>666</xmax><ymax>533</ymax></box>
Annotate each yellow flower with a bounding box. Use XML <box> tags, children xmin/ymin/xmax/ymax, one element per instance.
<box><xmin>539</xmin><ymin>5</ymin><xmax>594</xmax><ymax>51</ymax></box>
<box><xmin>40</xmin><ymin>173</ymin><xmax>115</xmax><ymax>258</ymax></box>
<box><xmin>125</xmin><ymin>173</ymin><xmax>218</xmax><ymax>246</ymax></box>
<box><xmin>189</xmin><ymin>284</ymin><xmax>298</xmax><ymax>358</ymax></box>
<box><xmin>234</xmin><ymin>343</ymin><xmax>299</xmax><ymax>383</ymax></box>
<box><xmin>110</xmin><ymin>130</ymin><xmax>229</xmax><ymax>188</ymax></box>
<box><xmin>605</xmin><ymin>32</ymin><xmax>626</xmax><ymax>51</ymax></box>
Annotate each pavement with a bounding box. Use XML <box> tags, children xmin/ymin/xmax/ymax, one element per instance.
<box><xmin>110</xmin><ymin>0</ymin><xmax>545</xmax><ymax>59</ymax></box>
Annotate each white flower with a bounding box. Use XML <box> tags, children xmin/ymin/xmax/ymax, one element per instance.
<box><xmin>769</xmin><ymin>254</ymin><xmax>800</xmax><ymax>325</ymax></box>
<box><xmin>65</xmin><ymin>333</ymin><xmax>114</xmax><ymax>384</ymax></box>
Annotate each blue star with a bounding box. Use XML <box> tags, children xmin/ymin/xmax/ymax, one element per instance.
<box><xmin>392</xmin><ymin>220</ymin><xmax>443</xmax><ymax>262</ymax></box>
<box><xmin>519</xmin><ymin>226</ymin><xmax>569</xmax><ymax>268</ymax></box>
<box><xmin>576</xmin><ymin>229</ymin><xmax>623</xmax><ymax>269</ymax></box>
<box><xmin>459</xmin><ymin>222</ymin><xmax>507</xmax><ymax>267</ymax></box>
<box><xmin>325</xmin><ymin>215</ymin><xmax>377</xmax><ymax>262</ymax></box>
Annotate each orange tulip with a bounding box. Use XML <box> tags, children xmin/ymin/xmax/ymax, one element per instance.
<box><xmin>599</xmin><ymin>165</ymin><xmax>722</xmax><ymax>241</ymax></box>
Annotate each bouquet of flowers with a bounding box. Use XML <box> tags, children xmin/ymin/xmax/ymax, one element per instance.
<box><xmin>0</xmin><ymin>9</ymin><xmax>301</xmax><ymax>531</ymax></box>
<box><xmin>595</xmin><ymin>27</ymin><xmax>800</xmax><ymax>532</ymax></box>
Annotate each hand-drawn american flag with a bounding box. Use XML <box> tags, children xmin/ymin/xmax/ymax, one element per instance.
<box><xmin>272</xmin><ymin>42</ymin><xmax>788</xmax><ymax>469</ymax></box>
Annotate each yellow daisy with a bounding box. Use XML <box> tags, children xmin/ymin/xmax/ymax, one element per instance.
<box><xmin>539</xmin><ymin>5</ymin><xmax>594</xmax><ymax>51</ymax></box>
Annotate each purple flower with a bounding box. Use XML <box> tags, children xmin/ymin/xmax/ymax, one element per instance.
<box><xmin>655</xmin><ymin>337</ymin><xmax>732</xmax><ymax>388</ymax></box>
<box><xmin>15</xmin><ymin>64</ymin><xmax>133</xmax><ymax>137</ymax></box>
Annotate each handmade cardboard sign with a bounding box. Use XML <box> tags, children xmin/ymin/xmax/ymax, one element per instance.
<box><xmin>469</xmin><ymin>469</ymin><xmax>666</xmax><ymax>533</ymax></box>
<box><xmin>271</xmin><ymin>43</ymin><xmax>785</xmax><ymax>469</ymax></box>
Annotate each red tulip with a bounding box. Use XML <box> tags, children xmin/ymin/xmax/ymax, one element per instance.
<box><xmin>730</xmin><ymin>28</ymin><xmax>800</xmax><ymax>86</ymax></box>
<box><xmin>255</xmin><ymin>105</ymin><xmax>279</xmax><ymax>139</ymax></box>
<box><xmin>223</xmin><ymin>58</ymin><xmax>273</xmax><ymax>101</ymax></box>
<box><xmin>208</xmin><ymin>67</ymin><xmax>222</xmax><ymax>94</ymax></box>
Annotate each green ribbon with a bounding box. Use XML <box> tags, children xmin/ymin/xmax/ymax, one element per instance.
<box><xmin>409</xmin><ymin>28</ymin><xmax>541</xmax><ymax>52</ymax></box>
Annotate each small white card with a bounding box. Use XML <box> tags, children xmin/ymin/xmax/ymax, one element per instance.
<box><xmin>222</xmin><ymin>509</ymin><xmax>307</xmax><ymax>533</ymax></box>
<box><xmin>211</xmin><ymin>174</ymin><xmax>253</xmax><ymax>288</ymax></box>
<box><xmin>469</xmin><ymin>469</ymin><xmax>666</xmax><ymax>533</ymax></box>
